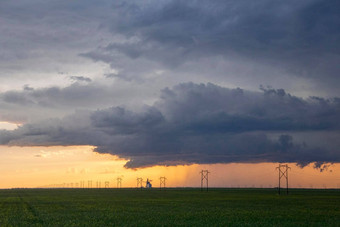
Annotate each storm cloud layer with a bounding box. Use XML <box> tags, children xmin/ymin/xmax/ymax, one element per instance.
<box><xmin>0</xmin><ymin>1</ymin><xmax>339</xmax><ymax>169</ymax></box>
<box><xmin>84</xmin><ymin>0</ymin><xmax>340</xmax><ymax>94</ymax></box>
<box><xmin>1</xmin><ymin>83</ymin><xmax>339</xmax><ymax>168</ymax></box>
<box><xmin>1</xmin><ymin>0</ymin><xmax>339</xmax><ymax>97</ymax></box>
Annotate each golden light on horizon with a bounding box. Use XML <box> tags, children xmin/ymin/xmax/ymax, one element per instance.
<box><xmin>0</xmin><ymin>145</ymin><xmax>339</xmax><ymax>189</ymax></box>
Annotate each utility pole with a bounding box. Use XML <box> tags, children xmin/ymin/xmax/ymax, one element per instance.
<box><xmin>276</xmin><ymin>164</ymin><xmax>291</xmax><ymax>195</ymax></box>
<box><xmin>159</xmin><ymin>177</ymin><xmax>167</xmax><ymax>190</ymax></box>
<box><xmin>117</xmin><ymin>177</ymin><xmax>122</xmax><ymax>188</ymax></box>
<box><xmin>137</xmin><ymin>178</ymin><xmax>143</xmax><ymax>189</ymax></box>
<box><xmin>200</xmin><ymin>170</ymin><xmax>210</xmax><ymax>191</ymax></box>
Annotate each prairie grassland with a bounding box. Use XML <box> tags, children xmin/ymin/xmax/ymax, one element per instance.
<box><xmin>0</xmin><ymin>188</ymin><xmax>339</xmax><ymax>226</ymax></box>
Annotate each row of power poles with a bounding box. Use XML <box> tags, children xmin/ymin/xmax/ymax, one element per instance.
<box><xmin>57</xmin><ymin>164</ymin><xmax>291</xmax><ymax>193</ymax></box>
<box><xmin>199</xmin><ymin>164</ymin><xmax>291</xmax><ymax>194</ymax></box>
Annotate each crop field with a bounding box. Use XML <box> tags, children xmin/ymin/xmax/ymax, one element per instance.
<box><xmin>0</xmin><ymin>188</ymin><xmax>339</xmax><ymax>226</ymax></box>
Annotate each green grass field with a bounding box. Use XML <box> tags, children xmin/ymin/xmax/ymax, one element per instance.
<box><xmin>0</xmin><ymin>188</ymin><xmax>339</xmax><ymax>226</ymax></box>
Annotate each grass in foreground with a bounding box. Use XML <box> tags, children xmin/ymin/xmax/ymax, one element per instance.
<box><xmin>0</xmin><ymin>188</ymin><xmax>339</xmax><ymax>226</ymax></box>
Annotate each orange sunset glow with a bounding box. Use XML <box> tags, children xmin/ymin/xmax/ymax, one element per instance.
<box><xmin>0</xmin><ymin>145</ymin><xmax>338</xmax><ymax>189</ymax></box>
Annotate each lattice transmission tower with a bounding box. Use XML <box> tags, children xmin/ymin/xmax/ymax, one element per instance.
<box><xmin>117</xmin><ymin>177</ymin><xmax>122</xmax><ymax>188</ymax></box>
<box><xmin>200</xmin><ymin>170</ymin><xmax>210</xmax><ymax>191</ymax></box>
<box><xmin>159</xmin><ymin>177</ymin><xmax>167</xmax><ymax>189</ymax></box>
<box><xmin>137</xmin><ymin>178</ymin><xmax>143</xmax><ymax>189</ymax></box>
<box><xmin>276</xmin><ymin>164</ymin><xmax>291</xmax><ymax>194</ymax></box>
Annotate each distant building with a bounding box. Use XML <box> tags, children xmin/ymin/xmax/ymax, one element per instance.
<box><xmin>146</xmin><ymin>178</ymin><xmax>152</xmax><ymax>188</ymax></box>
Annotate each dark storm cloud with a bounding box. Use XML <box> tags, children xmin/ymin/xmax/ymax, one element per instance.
<box><xmin>1</xmin><ymin>83</ymin><xmax>339</xmax><ymax>168</ymax></box>
<box><xmin>84</xmin><ymin>0</ymin><xmax>340</xmax><ymax>87</ymax></box>
<box><xmin>1</xmin><ymin>83</ymin><xmax>104</xmax><ymax>107</ymax></box>
<box><xmin>0</xmin><ymin>82</ymin><xmax>152</xmax><ymax>123</ymax></box>
<box><xmin>1</xmin><ymin>0</ymin><xmax>339</xmax><ymax>98</ymax></box>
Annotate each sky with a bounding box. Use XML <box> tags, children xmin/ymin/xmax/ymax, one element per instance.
<box><xmin>0</xmin><ymin>0</ymin><xmax>339</xmax><ymax>188</ymax></box>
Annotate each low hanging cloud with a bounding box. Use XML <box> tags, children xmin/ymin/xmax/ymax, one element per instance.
<box><xmin>1</xmin><ymin>83</ymin><xmax>340</xmax><ymax>168</ymax></box>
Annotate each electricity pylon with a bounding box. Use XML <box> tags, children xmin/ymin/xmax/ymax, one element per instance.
<box><xmin>200</xmin><ymin>170</ymin><xmax>210</xmax><ymax>191</ymax></box>
<box><xmin>117</xmin><ymin>177</ymin><xmax>122</xmax><ymax>188</ymax></box>
<box><xmin>159</xmin><ymin>177</ymin><xmax>167</xmax><ymax>189</ymax></box>
<box><xmin>276</xmin><ymin>164</ymin><xmax>291</xmax><ymax>194</ymax></box>
<box><xmin>137</xmin><ymin>178</ymin><xmax>143</xmax><ymax>189</ymax></box>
